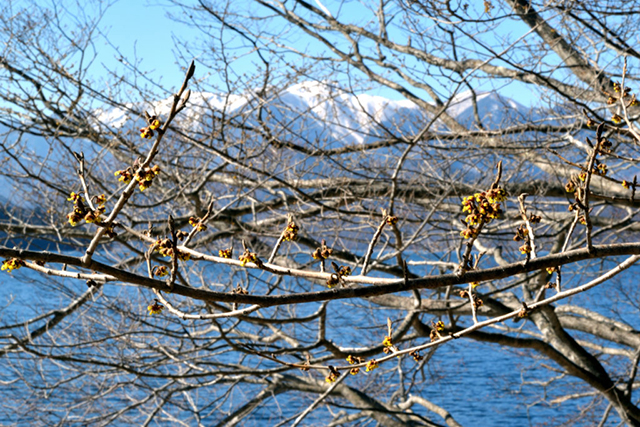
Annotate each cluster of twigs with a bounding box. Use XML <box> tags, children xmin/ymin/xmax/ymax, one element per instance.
<box><xmin>2</xmin><ymin>61</ymin><xmax>640</xmax><ymax>385</ymax></box>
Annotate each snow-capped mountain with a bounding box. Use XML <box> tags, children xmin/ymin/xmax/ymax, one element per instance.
<box><xmin>95</xmin><ymin>82</ymin><xmax>530</xmax><ymax>145</ymax></box>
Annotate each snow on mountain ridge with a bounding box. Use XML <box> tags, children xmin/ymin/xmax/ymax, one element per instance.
<box><xmin>446</xmin><ymin>90</ymin><xmax>528</xmax><ymax>128</ymax></box>
<box><xmin>94</xmin><ymin>83</ymin><xmax>528</xmax><ymax>143</ymax></box>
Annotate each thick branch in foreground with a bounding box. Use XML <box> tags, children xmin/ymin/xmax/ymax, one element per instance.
<box><xmin>3</xmin><ymin>242</ymin><xmax>640</xmax><ymax>307</ymax></box>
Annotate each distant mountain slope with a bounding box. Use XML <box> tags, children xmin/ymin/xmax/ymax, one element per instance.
<box><xmin>95</xmin><ymin>83</ymin><xmax>530</xmax><ymax>144</ymax></box>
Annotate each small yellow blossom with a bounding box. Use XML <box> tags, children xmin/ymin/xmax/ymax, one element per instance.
<box><xmin>219</xmin><ymin>248</ymin><xmax>232</xmax><ymax>258</ymax></box>
<box><xmin>312</xmin><ymin>241</ymin><xmax>332</xmax><ymax>260</ymax></box>
<box><xmin>84</xmin><ymin>210</ymin><xmax>102</xmax><ymax>224</ymax></box>
<box><xmin>114</xmin><ymin>169</ymin><xmax>132</xmax><ymax>184</ymax></box>
<box><xmin>283</xmin><ymin>221</ymin><xmax>299</xmax><ymax>241</ymax></box>
<box><xmin>67</xmin><ymin>211</ymin><xmax>82</xmax><ymax>226</ymax></box>
<box><xmin>140</xmin><ymin>127</ymin><xmax>154</xmax><ymax>139</ymax></box>
<box><xmin>346</xmin><ymin>355</ymin><xmax>364</xmax><ymax>365</ymax></box>
<box><xmin>189</xmin><ymin>216</ymin><xmax>207</xmax><ymax>232</ymax></box>
<box><xmin>94</xmin><ymin>194</ymin><xmax>107</xmax><ymax>206</ymax></box>
<box><xmin>365</xmin><ymin>359</ymin><xmax>379</xmax><ymax>372</ymax></box>
<box><xmin>325</xmin><ymin>367</ymin><xmax>340</xmax><ymax>383</ymax></box>
<box><xmin>147</xmin><ymin>299</ymin><xmax>164</xmax><ymax>315</ymax></box>
<box><xmin>339</xmin><ymin>266</ymin><xmax>351</xmax><ymax>276</ymax></box>
<box><xmin>67</xmin><ymin>192</ymin><xmax>83</xmax><ymax>203</ymax></box>
<box><xmin>460</xmin><ymin>228</ymin><xmax>478</xmax><ymax>239</ymax></box>
<box><xmin>409</xmin><ymin>350</ymin><xmax>423</xmax><ymax>362</ymax></box>
<box><xmin>149</xmin><ymin>119</ymin><xmax>161</xmax><ymax>130</ymax></box>
<box><xmin>326</xmin><ymin>274</ymin><xmax>340</xmax><ymax>288</ymax></box>
<box><xmin>2</xmin><ymin>258</ymin><xmax>25</xmax><ymax>273</ymax></box>
<box><xmin>239</xmin><ymin>250</ymin><xmax>258</xmax><ymax>267</ymax></box>
<box><xmin>153</xmin><ymin>266</ymin><xmax>169</xmax><ymax>277</ymax></box>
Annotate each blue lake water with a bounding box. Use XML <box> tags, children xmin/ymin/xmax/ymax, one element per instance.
<box><xmin>0</xmin><ymin>262</ymin><xmax>636</xmax><ymax>426</ymax></box>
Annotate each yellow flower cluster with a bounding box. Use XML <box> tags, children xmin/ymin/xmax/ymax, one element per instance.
<box><xmin>382</xmin><ymin>336</ymin><xmax>393</xmax><ymax>347</ymax></box>
<box><xmin>189</xmin><ymin>216</ymin><xmax>207</xmax><ymax>232</ymax></box>
<box><xmin>365</xmin><ymin>359</ymin><xmax>379</xmax><ymax>372</ymax></box>
<box><xmin>219</xmin><ymin>248</ymin><xmax>232</xmax><ymax>258</ymax></box>
<box><xmin>385</xmin><ymin>215</ymin><xmax>398</xmax><ymax>226</ymax></box>
<box><xmin>239</xmin><ymin>249</ymin><xmax>258</xmax><ymax>267</ymax></box>
<box><xmin>114</xmin><ymin>169</ymin><xmax>132</xmax><ymax>184</ymax></box>
<box><xmin>66</xmin><ymin>192</ymin><xmax>106</xmax><ymax>227</ymax></box>
<box><xmin>327</xmin><ymin>263</ymin><xmax>352</xmax><ymax>288</ymax></box>
<box><xmin>460</xmin><ymin>187</ymin><xmax>507</xmax><ymax>239</ymax></box>
<box><xmin>152</xmin><ymin>238</ymin><xmax>190</xmax><ymax>261</ymax></box>
<box><xmin>153</xmin><ymin>266</ymin><xmax>169</xmax><ymax>277</ymax></box>
<box><xmin>346</xmin><ymin>355</ymin><xmax>364</xmax><ymax>365</ymax></box>
<box><xmin>283</xmin><ymin>221</ymin><xmax>299</xmax><ymax>241</ymax></box>
<box><xmin>1</xmin><ymin>258</ymin><xmax>25</xmax><ymax>273</ymax></box>
<box><xmin>140</xmin><ymin>116</ymin><xmax>162</xmax><ymax>139</ymax></box>
<box><xmin>312</xmin><ymin>240</ymin><xmax>332</xmax><ymax>260</ymax></box>
<box><xmin>147</xmin><ymin>299</ymin><xmax>164</xmax><ymax>315</ymax></box>
<box><xmin>325</xmin><ymin>366</ymin><xmax>340</xmax><ymax>383</ymax></box>
<box><xmin>134</xmin><ymin>165</ymin><xmax>161</xmax><ymax>191</ymax></box>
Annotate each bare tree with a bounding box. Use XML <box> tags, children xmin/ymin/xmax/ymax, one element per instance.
<box><xmin>3</xmin><ymin>0</ymin><xmax>640</xmax><ymax>425</ymax></box>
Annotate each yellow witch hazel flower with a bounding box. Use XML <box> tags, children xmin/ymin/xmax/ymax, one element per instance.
<box><xmin>2</xmin><ymin>258</ymin><xmax>25</xmax><ymax>273</ymax></box>
<box><xmin>283</xmin><ymin>221</ymin><xmax>299</xmax><ymax>241</ymax></box>
<box><xmin>346</xmin><ymin>355</ymin><xmax>361</xmax><ymax>365</ymax></box>
<box><xmin>460</xmin><ymin>186</ymin><xmax>507</xmax><ymax>239</ymax></box>
<box><xmin>219</xmin><ymin>248</ymin><xmax>232</xmax><ymax>258</ymax></box>
<box><xmin>325</xmin><ymin>371</ymin><xmax>339</xmax><ymax>383</ymax></box>
<box><xmin>153</xmin><ymin>266</ymin><xmax>169</xmax><ymax>277</ymax></box>
<box><xmin>189</xmin><ymin>216</ymin><xmax>207</xmax><ymax>232</ymax></box>
<box><xmin>382</xmin><ymin>336</ymin><xmax>393</xmax><ymax>347</ymax></box>
<box><xmin>114</xmin><ymin>169</ymin><xmax>133</xmax><ymax>184</ymax></box>
<box><xmin>147</xmin><ymin>299</ymin><xmax>164</xmax><ymax>315</ymax></box>
<box><xmin>365</xmin><ymin>359</ymin><xmax>379</xmax><ymax>372</ymax></box>
<box><xmin>67</xmin><ymin>192</ymin><xmax>83</xmax><ymax>203</ymax></box>
<box><xmin>325</xmin><ymin>366</ymin><xmax>340</xmax><ymax>383</ymax></box>
<box><xmin>239</xmin><ymin>249</ymin><xmax>258</xmax><ymax>267</ymax></box>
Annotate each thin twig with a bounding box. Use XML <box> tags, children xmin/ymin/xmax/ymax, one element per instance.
<box><xmin>167</xmin><ymin>215</ymin><xmax>179</xmax><ymax>291</ymax></box>
<box><xmin>581</xmin><ymin>124</ymin><xmax>603</xmax><ymax>252</ymax></box>
<box><xmin>361</xmin><ymin>214</ymin><xmax>388</xmax><ymax>275</ymax></box>
<box><xmin>626</xmin><ymin>347</ymin><xmax>640</xmax><ymax>397</ymax></box>
<box><xmin>182</xmin><ymin>197</ymin><xmax>215</xmax><ymax>247</ymax></box>
<box><xmin>268</xmin><ymin>215</ymin><xmax>293</xmax><ymax>264</ymax></box>
<box><xmin>290</xmin><ymin>371</ymin><xmax>349</xmax><ymax>427</ymax></box>
<box><xmin>619</xmin><ymin>56</ymin><xmax>640</xmax><ymax>142</ymax></box>
<box><xmin>517</xmin><ymin>193</ymin><xmax>537</xmax><ymax>259</ymax></box>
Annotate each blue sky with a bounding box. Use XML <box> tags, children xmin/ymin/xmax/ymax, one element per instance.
<box><xmin>38</xmin><ymin>0</ymin><xmax>539</xmax><ymax>106</ymax></box>
<box><xmin>93</xmin><ymin>0</ymin><xmax>190</xmax><ymax>87</ymax></box>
